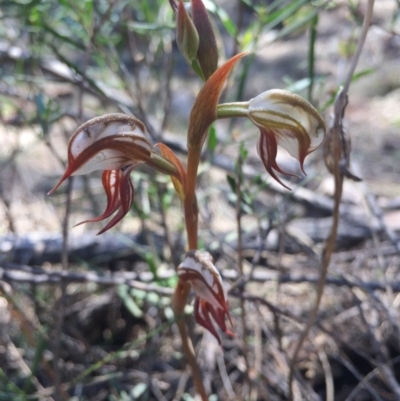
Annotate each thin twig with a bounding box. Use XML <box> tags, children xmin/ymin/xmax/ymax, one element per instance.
<box><xmin>353</xmin><ymin>289</ymin><xmax>400</xmax><ymax>398</ymax></box>
<box><xmin>318</xmin><ymin>349</ymin><xmax>334</xmax><ymax>401</ymax></box>
<box><xmin>4</xmin><ymin>263</ymin><xmax>400</xmax><ymax>293</ymax></box>
<box><xmin>235</xmin><ymin>148</ymin><xmax>252</xmax><ymax>399</ymax></box>
<box><xmin>336</xmin><ymin>353</ymin><xmax>385</xmax><ymax>401</ymax></box>
<box><xmin>216</xmin><ymin>350</ymin><xmax>235</xmax><ymax>399</ymax></box>
<box><xmin>53</xmin><ymin>11</ymin><xmax>95</xmax><ymax>398</ymax></box>
<box><xmin>53</xmin><ymin>177</ymin><xmax>73</xmax><ymax>401</ymax></box>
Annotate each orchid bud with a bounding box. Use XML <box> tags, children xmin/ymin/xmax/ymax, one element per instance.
<box><xmin>177</xmin><ymin>0</ymin><xmax>199</xmax><ymax>64</ymax></box>
<box><xmin>191</xmin><ymin>0</ymin><xmax>218</xmax><ymax>80</ymax></box>
<box><xmin>177</xmin><ymin>250</ymin><xmax>233</xmax><ymax>344</ymax></box>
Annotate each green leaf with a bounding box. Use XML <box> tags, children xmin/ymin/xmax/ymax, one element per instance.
<box><xmin>203</xmin><ymin>0</ymin><xmax>236</xmax><ymax>36</ymax></box>
<box><xmin>127</xmin><ymin>21</ymin><xmax>174</xmax><ymax>32</ymax></box>
<box><xmin>145</xmin><ymin>253</ymin><xmax>158</xmax><ymax>280</ymax></box>
<box><xmin>226</xmin><ymin>174</ymin><xmax>237</xmax><ymax>193</ymax></box>
<box><xmin>118</xmin><ymin>285</ymin><xmax>143</xmax><ymax>318</ymax></box>
<box><xmin>274</xmin><ymin>8</ymin><xmax>319</xmax><ymax>41</ymax></box>
<box><xmin>239</xmin><ymin>142</ymin><xmax>248</xmax><ymax>161</ymax></box>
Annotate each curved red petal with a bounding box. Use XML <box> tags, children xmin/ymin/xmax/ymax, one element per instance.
<box><xmin>195</xmin><ymin>298</ymin><xmax>221</xmax><ymax>344</ymax></box>
<box><xmin>96</xmin><ymin>167</ymin><xmax>135</xmax><ymax>235</ymax></box>
<box><xmin>119</xmin><ymin>167</ymin><xmax>135</xmax><ymax>215</ymax></box>
<box><xmin>257</xmin><ymin>129</ymin><xmax>298</xmax><ymax>190</ymax></box>
<box><xmin>73</xmin><ymin>167</ymin><xmax>135</xmax><ymax>234</ymax></box>
<box><xmin>96</xmin><ymin>208</ymin><xmax>126</xmax><ymax>235</ymax></box>
<box><xmin>47</xmin><ymin>164</ymin><xmax>75</xmax><ymax>195</ymax></box>
<box><xmin>74</xmin><ymin>170</ymin><xmax>122</xmax><ymax>227</ymax></box>
<box><xmin>206</xmin><ymin>302</ymin><xmax>234</xmax><ymax>338</ymax></box>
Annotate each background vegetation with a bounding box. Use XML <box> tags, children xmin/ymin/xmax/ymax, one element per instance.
<box><xmin>0</xmin><ymin>0</ymin><xmax>400</xmax><ymax>400</ymax></box>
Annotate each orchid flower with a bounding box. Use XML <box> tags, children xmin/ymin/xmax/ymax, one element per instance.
<box><xmin>216</xmin><ymin>89</ymin><xmax>326</xmax><ymax>189</ymax></box>
<box><xmin>49</xmin><ymin>114</ymin><xmax>179</xmax><ymax>234</ymax></box>
<box><xmin>177</xmin><ymin>250</ymin><xmax>233</xmax><ymax>344</ymax></box>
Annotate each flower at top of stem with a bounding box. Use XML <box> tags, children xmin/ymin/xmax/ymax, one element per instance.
<box><xmin>177</xmin><ymin>250</ymin><xmax>233</xmax><ymax>344</ymax></box>
<box><xmin>217</xmin><ymin>89</ymin><xmax>326</xmax><ymax>189</ymax></box>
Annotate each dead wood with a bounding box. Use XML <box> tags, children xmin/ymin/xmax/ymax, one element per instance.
<box><xmin>0</xmin><ymin>231</ymin><xmax>156</xmax><ymax>266</ymax></box>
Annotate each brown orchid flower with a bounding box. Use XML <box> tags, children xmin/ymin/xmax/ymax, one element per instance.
<box><xmin>177</xmin><ymin>250</ymin><xmax>233</xmax><ymax>344</ymax></box>
<box><xmin>49</xmin><ymin>114</ymin><xmax>179</xmax><ymax>233</ymax></box>
<box><xmin>217</xmin><ymin>89</ymin><xmax>326</xmax><ymax>189</ymax></box>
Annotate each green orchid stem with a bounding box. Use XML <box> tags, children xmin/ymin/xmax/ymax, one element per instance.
<box><xmin>216</xmin><ymin>102</ymin><xmax>249</xmax><ymax>119</ymax></box>
<box><xmin>147</xmin><ymin>151</ymin><xmax>180</xmax><ymax>177</ymax></box>
<box><xmin>185</xmin><ymin>147</ymin><xmax>201</xmax><ymax>249</ymax></box>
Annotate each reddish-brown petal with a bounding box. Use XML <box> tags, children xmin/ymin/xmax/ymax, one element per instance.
<box><xmin>73</xmin><ymin>166</ymin><xmax>135</xmax><ymax>235</ymax></box>
<box><xmin>206</xmin><ymin>301</ymin><xmax>234</xmax><ymax>336</ymax></box>
<box><xmin>47</xmin><ymin>164</ymin><xmax>76</xmax><ymax>195</ymax></box>
<box><xmin>194</xmin><ymin>298</ymin><xmax>234</xmax><ymax>344</ymax></box>
<box><xmin>69</xmin><ymin>135</ymin><xmax>150</xmax><ymax>175</ymax></box>
<box><xmin>257</xmin><ymin>128</ymin><xmax>297</xmax><ymax>190</ymax></box>
<box><xmin>96</xmin><ymin>167</ymin><xmax>135</xmax><ymax>235</ymax></box>
<box><xmin>195</xmin><ymin>298</ymin><xmax>221</xmax><ymax>343</ymax></box>
<box><xmin>274</xmin><ymin>125</ymin><xmax>311</xmax><ymax>175</ymax></box>
<box><xmin>188</xmin><ymin>53</ymin><xmax>247</xmax><ymax>150</ymax></box>
<box><xmin>74</xmin><ymin>170</ymin><xmax>122</xmax><ymax>227</ymax></box>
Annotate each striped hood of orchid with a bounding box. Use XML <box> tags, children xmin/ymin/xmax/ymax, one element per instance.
<box><xmin>48</xmin><ymin>114</ymin><xmax>152</xmax><ymax>194</ymax></box>
<box><xmin>217</xmin><ymin>89</ymin><xmax>326</xmax><ymax>189</ymax></box>
<box><xmin>48</xmin><ymin>114</ymin><xmax>180</xmax><ymax>234</ymax></box>
<box><xmin>177</xmin><ymin>250</ymin><xmax>233</xmax><ymax>344</ymax></box>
